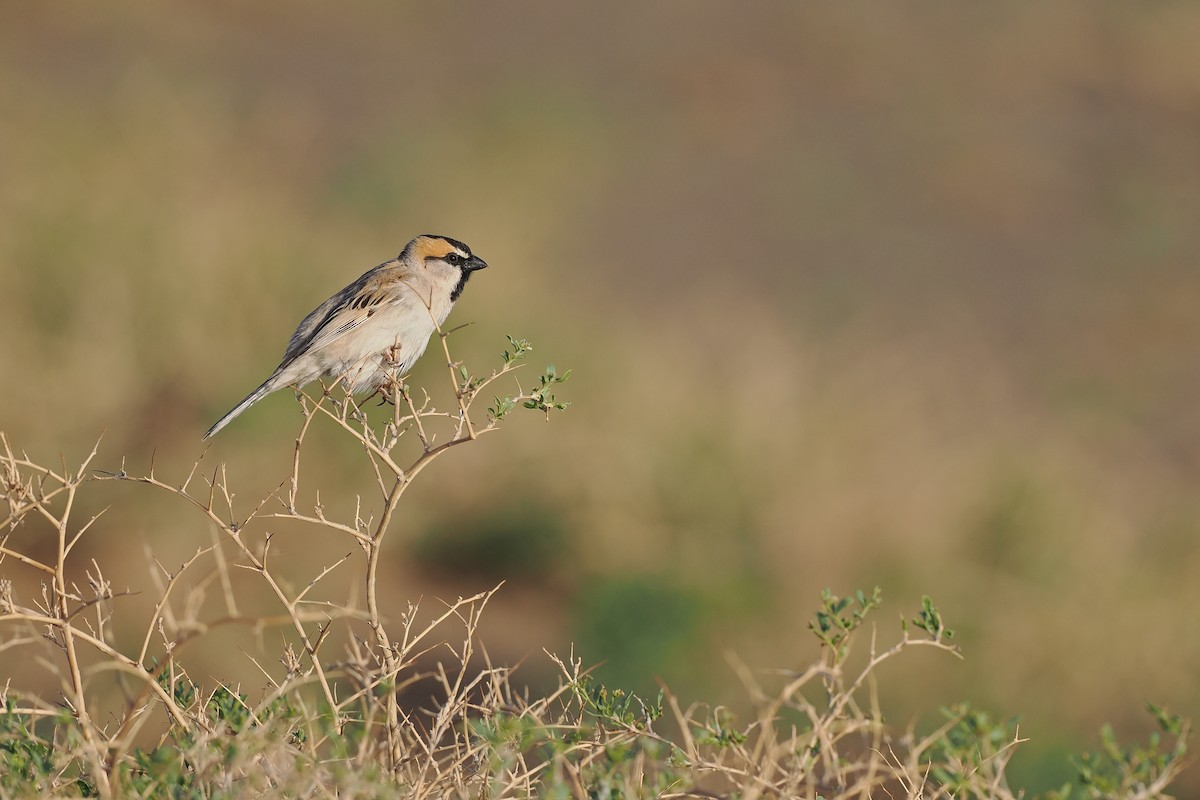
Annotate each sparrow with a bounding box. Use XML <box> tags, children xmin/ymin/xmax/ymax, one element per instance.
<box><xmin>203</xmin><ymin>234</ymin><xmax>488</xmax><ymax>439</ymax></box>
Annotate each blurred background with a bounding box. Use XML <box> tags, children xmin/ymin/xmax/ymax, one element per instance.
<box><xmin>3</xmin><ymin>2</ymin><xmax>1199</xmax><ymax>792</ymax></box>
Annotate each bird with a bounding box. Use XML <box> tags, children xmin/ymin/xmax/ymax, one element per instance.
<box><xmin>203</xmin><ymin>234</ymin><xmax>488</xmax><ymax>439</ymax></box>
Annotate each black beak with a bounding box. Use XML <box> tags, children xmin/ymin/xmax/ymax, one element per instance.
<box><xmin>465</xmin><ymin>255</ymin><xmax>488</xmax><ymax>272</ymax></box>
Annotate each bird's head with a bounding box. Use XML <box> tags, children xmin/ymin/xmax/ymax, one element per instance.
<box><xmin>403</xmin><ymin>234</ymin><xmax>488</xmax><ymax>302</ymax></box>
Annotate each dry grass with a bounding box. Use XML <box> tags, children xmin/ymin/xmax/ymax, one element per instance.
<box><xmin>1</xmin><ymin>339</ymin><xmax>1190</xmax><ymax>799</ymax></box>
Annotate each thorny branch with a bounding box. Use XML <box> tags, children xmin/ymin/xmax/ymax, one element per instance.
<box><xmin>0</xmin><ymin>333</ymin><xmax>569</xmax><ymax>796</ymax></box>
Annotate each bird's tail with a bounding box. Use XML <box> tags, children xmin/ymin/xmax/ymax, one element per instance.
<box><xmin>202</xmin><ymin>376</ymin><xmax>279</xmax><ymax>440</ymax></box>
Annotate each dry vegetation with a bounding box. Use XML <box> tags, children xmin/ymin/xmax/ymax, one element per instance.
<box><xmin>0</xmin><ymin>340</ymin><xmax>1191</xmax><ymax>798</ymax></box>
<box><xmin>4</xmin><ymin>4</ymin><xmax>1200</xmax><ymax>795</ymax></box>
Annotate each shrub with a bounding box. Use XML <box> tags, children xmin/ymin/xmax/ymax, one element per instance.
<box><xmin>0</xmin><ymin>334</ymin><xmax>1188</xmax><ymax>798</ymax></box>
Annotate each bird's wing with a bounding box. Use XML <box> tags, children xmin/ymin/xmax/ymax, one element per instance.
<box><xmin>276</xmin><ymin>262</ymin><xmax>406</xmax><ymax>369</ymax></box>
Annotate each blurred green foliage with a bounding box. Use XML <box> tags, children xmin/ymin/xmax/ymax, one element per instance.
<box><xmin>412</xmin><ymin>497</ymin><xmax>569</xmax><ymax>580</ymax></box>
<box><xmin>572</xmin><ymin>576</ymin><xmax>705</xmax><ymax>697</ymax></box>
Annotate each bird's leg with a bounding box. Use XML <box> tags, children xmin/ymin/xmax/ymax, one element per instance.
<box><xmin>352</xmin><ymin>385</ymin><xmax>381</xmax><ymax>407</ymax></box>
<box><xmin>371</xmin><ymin>374</ymin><xmax>401</xmax><ymax>407</ymax></box>
<box><xmin>382</xmin><ymin>342</ymin><xmax>403</xmax><ymax>370</ymax></box>
<box><xmin>375</xmin><ymin>343</ymin><xmax>405</xmax><ymax>406</ymax></box>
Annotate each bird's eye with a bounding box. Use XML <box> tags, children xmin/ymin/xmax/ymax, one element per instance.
<box><xmin>446</xmin><ymin>253</ymin><xmax>463</xmax><ymax>266</ymax></box>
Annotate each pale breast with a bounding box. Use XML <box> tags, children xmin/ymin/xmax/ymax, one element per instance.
<box><xmin>315</xmin><ymin>300</ymin><xmax>440</xmax><ymax>389</ymax></box>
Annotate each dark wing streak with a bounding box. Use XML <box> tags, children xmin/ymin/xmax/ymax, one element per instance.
<box><xmin>274</xmin><ymin>262</ymin><xmax>393</xmax><ymax>372</ymax></box>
